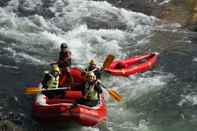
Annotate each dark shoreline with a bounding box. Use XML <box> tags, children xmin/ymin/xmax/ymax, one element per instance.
<box><xmin>94</xmin><ymin>0</ymin><xmax>197</xmax><ymax>31</ymax></box>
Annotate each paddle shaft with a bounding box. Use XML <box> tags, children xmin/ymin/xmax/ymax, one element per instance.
<box><xmin>24</xmin><ymin>87</ymin><xmax>70</xmax><ymax>94</ymax></box>
<box><xmin>42</xmin><ymin>87</ymin><xmax>69</xmax><ymax>91</ymax></box>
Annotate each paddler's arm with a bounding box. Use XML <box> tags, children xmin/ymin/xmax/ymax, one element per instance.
<box><xmin>95</xmin><ymin>80</ymin><xmax>103</xmax><ymax>93</ymax></box>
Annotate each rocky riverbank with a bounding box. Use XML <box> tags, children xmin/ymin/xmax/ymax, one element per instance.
<box><xmin>183</xmin><ymin>0</ymin><xmax>197</xmax><ymax>30</ymax></box>
<box><xmin>94</xmin><ymin>0</ymin><xmax>197</xmax><ymax>31</ymax></box>
<box><xmin>158</xmin><ymin>0</ymin><xmax>197</xmax><ymax>31</ymax></box>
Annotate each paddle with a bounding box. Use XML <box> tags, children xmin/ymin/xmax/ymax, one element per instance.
<box><xmin>24</xmin><ymin>87</ymin><xmax>69</xmax><ymax>94</ymax></box>
<box><xmin>100</xmin><ymin>83</ymin><xmax>123</xmax><ymax>102</ymax></box>
<box><xmin>102</xmin><ymin>54</ymin><xmax>115</xmax><ymax>69</ymax></box>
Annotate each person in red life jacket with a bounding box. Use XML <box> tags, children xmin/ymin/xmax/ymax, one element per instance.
<box><xmin>41</xmin><ymin>64</ymin><xmax>64</xmax><ymax>98</ymax></box>
<box><xmin>84</xmin><ymin>59</ymin><xmax>102</xmax><ymax>80</ymax></box>
<box><xmin>58</xmin><ymin>43</ymin><xmax>73</xmax><ymax>87</ymax></box>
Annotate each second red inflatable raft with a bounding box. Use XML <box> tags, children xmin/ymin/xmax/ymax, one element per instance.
<box><xmin>104</xmin><ymin>52</ymin><xmax>159</xmax><ymax>77</ymax></box>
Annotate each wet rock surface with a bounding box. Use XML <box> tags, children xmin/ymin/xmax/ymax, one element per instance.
<box><xmin>94</xmin><ymin>0</ymin><xmax>197</xmax><ymax>31</ymax></box>
<box><xmin>0</xmin><ymin>120</ymin><xmax>22</xmax><ymax>131</ymax></box>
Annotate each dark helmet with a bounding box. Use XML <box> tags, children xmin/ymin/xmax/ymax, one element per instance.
<box><xmin>60</xmin><ymin>43</ymin><xmax>68</xmax><ymax>49</ymax></box>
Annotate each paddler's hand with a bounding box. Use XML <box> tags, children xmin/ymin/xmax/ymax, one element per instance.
<box><xmin>68</xmin><ymin>86</ymin><xmax>72</xmax><ymax>90</ymax></box>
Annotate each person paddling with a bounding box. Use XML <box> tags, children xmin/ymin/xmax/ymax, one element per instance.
<box><xmin>41</xmin><ymin>64</ymin><xmax>63</xmax><ymax>98</ymax></box>
<box><xmin>79</xmin><ymin>72</ymin><xmax>103</xmax><ymax>107</ymax></box>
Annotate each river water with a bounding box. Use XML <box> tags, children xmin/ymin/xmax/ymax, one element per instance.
<box><xmin>0</xmin><ymin>0</ymin><xmax>197</xmax><ymax>131</ymax></box>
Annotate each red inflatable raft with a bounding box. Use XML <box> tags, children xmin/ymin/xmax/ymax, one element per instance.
<box><xmin>33</xmin><ymin>68</ymin><xmax>107</xmax><ymax>126</ymax></box>
<box><xmin>104</xmin><ymin>52</ymin><xmax>159</xmax><ymax>77</ymax></box>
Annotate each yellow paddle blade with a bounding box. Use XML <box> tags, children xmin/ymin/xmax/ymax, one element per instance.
<box><xmin>108</xmin><ymin>92</ymin><xmax>118</xmax><ymax>102</ymax></box>
<box><xmin>108</xmin><ymin>90</ymin><xmax>122</xmax><ymax>102</ymax></box>
<box><xmin>110</xmin><ymin>89</ymin><xmax>123</xmax><ymax>100</ymax></box>
<box><xmin>102</xmin><ymin>54</ymin><xmax>115</xmax><ymax>69</ymax></box>
<box><xmin>108</xmin><ymin>89</ymin><xmax>123</xmax><ymax>102</ymax></box>
<box><xmin>24</xmin><ymin>87</ymin><xmax>41</xmax><ymax>94</ymax></box>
